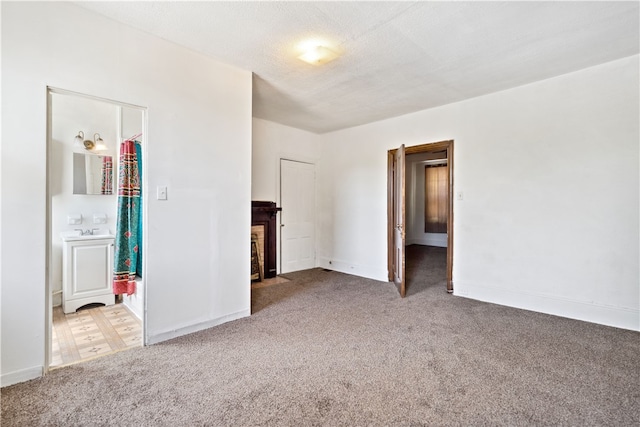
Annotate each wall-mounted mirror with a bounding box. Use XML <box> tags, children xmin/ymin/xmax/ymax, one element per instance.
<box><xmin>73</xmin><ymin>153</ymin><xmax>113</xmax><ymax>195</ymax></box>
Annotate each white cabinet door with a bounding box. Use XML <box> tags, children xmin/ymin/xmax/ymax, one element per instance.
<box><xmin>63</xmin><ymin>238</ymin><xmax>115</xmax><ymax>313</ymax></box>
<box><xmin>71</xmin><ymin>243</ymin><xmax>112</xmax><ymax>296</ymax></box>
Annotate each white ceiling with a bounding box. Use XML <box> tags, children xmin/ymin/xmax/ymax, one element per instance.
<box><xmin>76</xmin><ymin>1</ymin><xmax>639</xmax><ymax>134</ymax></box>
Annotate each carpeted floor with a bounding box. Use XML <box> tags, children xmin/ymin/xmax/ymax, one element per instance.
<box><xmin>2</xmin><ymin>245</ymin><xmax>639</xmax><ymax>426</ymax></box>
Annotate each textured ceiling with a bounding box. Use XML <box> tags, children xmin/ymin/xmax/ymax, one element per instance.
<box><xmin>76</xmin><ymin>1</ymin><xmax>639</xmax><ymax>134</ymax></box>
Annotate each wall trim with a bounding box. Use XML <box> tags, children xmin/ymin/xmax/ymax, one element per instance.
<box><xmin>1</xmin><ymin>365</ymin><xmax>44</xmax><ymax>387</ymax></box>
<box><xmin>454</xmin><ymin>281</ymin><xmax>640</xmax><ymax>331</ymax></box>
<box><xmin>317</xmin><ymin>257</ymin><xmax>388</xmax><ymax>282</ymax></box>
<box><xmin>146</xmin><ymin>309</ymin><xmax>251</xmax><ymax>345</ymax></box>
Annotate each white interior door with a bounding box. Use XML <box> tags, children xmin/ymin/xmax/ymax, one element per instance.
<box><xmin>280</xmin><ymin>159</ymin><xmax>315</xmax><ymax>273</ymax></box>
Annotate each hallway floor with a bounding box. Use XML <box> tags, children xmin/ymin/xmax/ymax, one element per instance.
<box><xmin>51</xmin><ymin>303</ymin><xmax>142</xmax><ymax>368</ymax></box>
<box><xmin>251</xmin><ymin>275</ymin><xmax>291</xmax><ymax>290</ymax></box>
<box><xmin>405</xmin><ymin>244</ymin><xmax>447</xmax><ymax>296</ymax></box>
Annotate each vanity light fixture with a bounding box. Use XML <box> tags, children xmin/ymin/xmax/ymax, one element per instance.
<box><xmin>73</xmin><ymin>131</ymin><xmax>85</xmax><ymax>150</ymax></box>
<box><xmin>297</xmin><ymin>45</ymin><xmax>340</xmax><ymax>65</ymax></box>
<box><xmin>93</xmin><ymin>133</ymin><xmax>107</xmax><ymax>151</ymax></box>
<box><xmin>73</xmin><ymin>130</ymin><xmax>107</xmax><ymax>151</ymax></box>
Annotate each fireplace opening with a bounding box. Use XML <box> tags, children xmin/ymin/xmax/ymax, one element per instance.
<box><xmin>251</xmin><ymin>226</ymin><xmax>265</xmax><ymax>280</ymax></box>
<box><xmin>251</xmin><ymin>201</ymin><xmax>281</xmax><ymax>280</ymax></box>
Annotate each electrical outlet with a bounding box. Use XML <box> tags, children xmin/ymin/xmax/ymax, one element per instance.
<box><xmin>67</xmin><ymin>214</ymin><xmax>82</xmax><ymax>225</ymax></box>
<box><xmin>93</xmin><ymin>213</ymin><xmax>107</xmax><ymax>224</ymax></box>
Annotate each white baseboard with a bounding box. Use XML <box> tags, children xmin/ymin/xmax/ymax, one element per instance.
<box><xmin>146</xmin><ymin>309</ymin><xmax>251</xmax><ymax>345</ymax></box>
<box><xmin>1</xmin><ymin>365</ymin><xmax>43</xmax><ymax>387</ymax></box>
<box><xmin>406</xmin><ymin>234</ymin><xmax>447</xmax><ymax>247</ymax></box>
<box><xmin>317</xmin><ymin>257</ymin><xmax>388</xmax><ymax>282</ymax></box>
<box><xmin>123</xmin><ymin>282</ymin><xmax>144</xmax><ymax>321</ymax></box>
<box><xmin>454</xmin><ymin>282</ymin><xmax>640</xmax><ymax>331</ymax></box>
<box><xmin>123</xmin><ymin>298</ymin><xmax>143</xmax><ymax>321</ymax></box>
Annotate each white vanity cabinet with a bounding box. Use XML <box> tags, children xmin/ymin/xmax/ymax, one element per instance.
<box><xmin>61</xmin><ymin>234</ymin><xmax>115</xmax><ymax>314</ymax></box>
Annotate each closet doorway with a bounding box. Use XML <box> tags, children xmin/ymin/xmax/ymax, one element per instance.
<box><xmin>387</xmin><ymin>140</ymin><xmax>454</xmax><ymax>297</ymax></box>
<box><xmin>46</xmin><ymin>88</ymin><xmax>147</xmax><ymax>371</ymax></box>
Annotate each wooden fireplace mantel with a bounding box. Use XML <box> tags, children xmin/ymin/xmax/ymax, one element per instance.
<box><xmin>251</xmin><ymin>201</ymin><xmax>282</xmax><ymax>278</ymax></box>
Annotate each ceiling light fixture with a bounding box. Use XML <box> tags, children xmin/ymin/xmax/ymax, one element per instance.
<box><xmin>297</xmin><ymin>45</ymin><xmax>339</xmax><ymax>66</ymax></box>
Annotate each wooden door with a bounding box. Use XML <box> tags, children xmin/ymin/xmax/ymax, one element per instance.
<box><xmin>280</xmin><ymin>159</ymin><xmax>316</xmax><ymax>273</ymax></box>
<box><xmin>393</xmin><ymin>144</ymin><xmax>406</xmax><ymax>297</ymax></box>
<box><xmin>388</xmin><ymin>141</ymin><xmax>454</xmax><ymax>294</ymax></box>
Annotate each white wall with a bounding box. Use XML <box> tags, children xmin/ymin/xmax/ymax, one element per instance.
<box><xmin>252</xmin><ymin>118</ymin><xmax>321</xmax><ymax>202</ymax></box>
<box><xmin>50</xmin><ymin>93</ymin><xmax>119</xmax><ymax>306</ymax></box>
<box><xmin>406</xmin><ymin>152</ymin><xmax>448</xmax><ymax>247</ymax></box>
<box><xmin>1</xmin><ymin>2</ymin><xmax>252</xmax><ymax>386</ymax></box>
<box><xmin>317</xmin><ymin>55</ymin><xmax>639</xmax><ymax>331</ymax></box>
<box><xmin>251</xmin><ymin>118</ymin><xmax>321</xmax><ymax>273</ymax></box>
<box><xmin>316</xmin><ymin>136</ymin><xmax>390</xmax><ymax>280</ymax></box>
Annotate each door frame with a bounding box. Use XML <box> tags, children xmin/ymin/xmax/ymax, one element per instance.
<box><xmin>387</xmin><ymin>140</ymin><xmax>454</xmax><ymax>293</ymax></box>
<box><xmin>45</xmin><ymin>87</ymin><xmax>148</xmax><ymax>373</ymax></box>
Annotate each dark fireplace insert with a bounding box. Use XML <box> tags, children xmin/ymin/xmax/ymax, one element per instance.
<box><xmin>251</xmin><ymin>201</ymin><xmax>281</xmax><ymax>279</ymax></box>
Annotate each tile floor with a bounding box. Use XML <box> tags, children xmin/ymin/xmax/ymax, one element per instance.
<box><xmin>51</xmin><ymin>303</ymin><xmax>142</xmax><ymax>368</ymax></box>
<box><xmin>50</xmin><ymin>277</ymin><xmax>285</xmax><ymax>368</ymax></box>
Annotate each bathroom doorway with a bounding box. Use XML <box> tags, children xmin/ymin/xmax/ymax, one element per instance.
<box><xmin>46</xmin><ymin>88</ymin><xmax>147</xmax><ymax>370</ymax></box>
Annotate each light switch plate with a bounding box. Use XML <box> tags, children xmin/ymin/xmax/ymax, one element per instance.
<box><xmin>157</xmin><ymin>186</ymin><xmax>168</xmax><ymax>200</ymax></box>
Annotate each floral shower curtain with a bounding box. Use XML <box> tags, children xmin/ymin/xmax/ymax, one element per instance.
<box><xmin>101</xmin><ymin>155</ymin><xmax>113</xmax><ymax>195</ymax></box>
<box><xmin>113</xmin><ymin>139</ymin><xmax>141</xmax><ymax>295</ymax></box>
<box><xmin>135</xmin><ymin>142</ymin><xmax>143</xmax><ymax>277</ymax></box>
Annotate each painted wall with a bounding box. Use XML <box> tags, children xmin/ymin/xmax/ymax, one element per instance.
<box><xmin>315</xmin><ymin>135</ymin><xmax>390</xmax><ymax>280</ymax></box>
<box><xmin>317</xmin><ymin>55</ymin><xmax>639</xmax><ymax>331</ymax></box>
<box><xmin>1</xmin><ymin>2</ymin><xmax>252</xmax><ymax>386</ymax></box>
<box><xmin>252</xmin><ymin>117</ymin><xmax>321</xmax><ymax>202</ymax></box>
<box><xmin>49</xmin><ymin>93</ymin><xmax>119</xmax><ymax>306</ymax></box>
<box><xmin>251</xmin><ymin>118</ymin><xmax>321</xmax><ymax>273</ymax></box>
<box><xmin>406</xmin><ymin>151</ymin><xmax>448</xmax><ymax>247</ymax></box>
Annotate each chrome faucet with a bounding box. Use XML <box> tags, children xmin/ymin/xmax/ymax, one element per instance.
<box><xmin>74</xmin><ymin>229</ymin><xmax>100</xmax><ymax>236</ymax></box>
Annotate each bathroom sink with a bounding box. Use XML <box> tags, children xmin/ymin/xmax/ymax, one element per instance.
<box><xmin>60</xmin><ymin>229</ymin><xmax>114</xmax><ymax>241</ymax></box>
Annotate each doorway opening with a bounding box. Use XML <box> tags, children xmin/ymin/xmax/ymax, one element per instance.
<box><xmin>46</xmin><ymin>87</ymin><xmax>147</xmax><ymax>371</ymax></box>
<box><xmin>387</xmin><ymin>140</ymin><xmax>454</xmax><ymax>297</ymax></box>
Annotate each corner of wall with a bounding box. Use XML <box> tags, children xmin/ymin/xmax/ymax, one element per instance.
<box><xmin>317</xmin><ymin>257</ymin><xmax>388</xmax><ymax>282</ymax></box>
<box><xmin>1</xmin><ymin>365</ymin><xmax>44</xmax><ymax>388</ymax></box>
<box><xmin>146</xmin><ymin>309</ymin><xmax>250</xmax><ymax>345</ymax></box>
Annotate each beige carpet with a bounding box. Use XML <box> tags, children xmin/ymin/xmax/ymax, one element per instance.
<box><xmin>2</xmin><ymin>245</ymin><xmax>639</xmax><ymax>425</ymax></box>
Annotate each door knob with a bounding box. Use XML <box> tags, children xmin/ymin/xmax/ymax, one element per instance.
<box><xmin>281</xmin><ymin>224</ymin><xmax>285</xmax><ymax>227</ymax></box>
